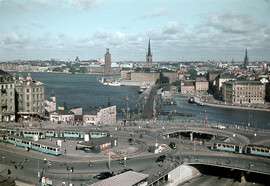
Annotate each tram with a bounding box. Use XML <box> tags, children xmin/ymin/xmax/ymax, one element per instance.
<box><xmin>244</xmin><ymin>144</ymin><xmax>270</xmax><ymax>157</ymax></box>
<box><xmin>0</xmin><ymin>127</ymin><xmax>111</xmax><ymax>140</ymax></box>
<box><xmin>211</xmin><ymin>142</ymin><xmax>270</xmax><ymax>158</ymax></box>
<box><xmin>20</xmin><ymin>129</ymin><xmax>45</xmax><ymax>138</ymax></box>
<box><xmin>211</xmin><ymin>142</ymin><xmax>243</xmax><ymax>153</ymax></box>
<box><xmin>90</xmin><ymin>132</ymin><xmax>111</xmax><ymax>138</ymax></box>
<box><xmin>6</xmin><ymin>136</ymin><xmax>61</xmax><ymax>155</ymax></box>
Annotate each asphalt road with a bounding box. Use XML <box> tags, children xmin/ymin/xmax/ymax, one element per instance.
<box><xmin>1</xmin><ymin>122</ymin><xmax>270</xmax><ymax>185</ymax></box>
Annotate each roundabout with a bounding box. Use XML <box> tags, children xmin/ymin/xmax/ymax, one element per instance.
<box><xmin>0</xmin><ymin>121</ymin><xmax>270</xmax><ymax>185</ymax></box>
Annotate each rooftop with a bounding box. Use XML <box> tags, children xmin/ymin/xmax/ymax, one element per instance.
<box><xmin>90</xmin><ymin>171</ymin><xmax>149</xmax><ymax>186</ymax></box>
<box><xmin>224</xmin><ymin>80</ymin><xmax>264</xmax><ymax>85</ymax></box>
<box><xmin>77</xmin><ymin>137</ymin><xmax>118</xmax><ymax>149</ymax></box>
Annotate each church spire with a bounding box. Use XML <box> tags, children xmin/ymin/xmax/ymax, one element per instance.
<box><xmin>147</xmin><ymin>38</ymin><xmax>152</xmax><ymax>57</ymax></box>
<box><xmin>243</xmin><ymin>46</ymin><xmax>249</xmax><ymax>68</ymax></box>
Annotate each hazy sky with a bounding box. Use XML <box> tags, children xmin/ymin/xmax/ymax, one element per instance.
<box><xmin>0</xmin><ymin>0</ymin><xmax>269</xmax><ymax>62</ymax></box>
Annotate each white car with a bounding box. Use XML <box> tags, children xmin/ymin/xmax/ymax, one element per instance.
<box><xmin>218</xmin><ymin>125</ymin><xmax>226</xmax><ymax>130</ymax></box>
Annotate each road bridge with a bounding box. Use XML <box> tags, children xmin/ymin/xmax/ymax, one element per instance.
<box><xmin>162</xmin><ymin>127</ymin><xmax>251</xmax><ymax>145</ymax></box>
<box><xmin>141</xmin><ymin>85</ymin><xmax>164</xmax><ymax>120</ymax></box>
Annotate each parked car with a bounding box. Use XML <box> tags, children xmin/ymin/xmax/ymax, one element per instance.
<box><xmin>156</xmin><ymin>155</ymin><xmax>166</xmax><ymax>162</ymax></box>
<box><xmin>169</xmin><ymin>142</ymin><xmax>176</xmax><ymax>149</ymax></box>
<box><xmin>94</xmin><ymin>172</ymin><xmax>113</xmax><ymax>180</ymax></box>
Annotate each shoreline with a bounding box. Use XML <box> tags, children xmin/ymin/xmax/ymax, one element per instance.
<box><xmin>177</xmin><ymin>95</ymin><xmax>270</xmax><ymax>112</ymax></box>
<box><xmin>6</xmin><ymin>70</ymin><xmax>121</xmax><ymax>75</ymax></box>
<box><xmin>201</xmin><ymin>102</ymin><xmax>270</xmax><ymax>112</ymax></box>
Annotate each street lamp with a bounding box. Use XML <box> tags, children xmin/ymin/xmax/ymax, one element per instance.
<box><xmin>125</xmin><ymin>96</ymin><xmax>129</xmax><ymax>121</ymax></box>
<box><xmin>124</xmin><ymin>156</ymin><xmax>127</xmax><ymax>168</ymax></box>
<box><xmin>108</xmin><ymin>151</ymin><xmax>113</xmax><ymax>170</ymax></box>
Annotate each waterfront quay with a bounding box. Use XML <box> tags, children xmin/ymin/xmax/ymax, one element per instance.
<box><xmin>0</xmin><ymin>119</ymin><xmax>270</xmax><ymax>185</ymax></box>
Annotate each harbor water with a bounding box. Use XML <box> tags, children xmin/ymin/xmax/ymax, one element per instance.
<box><xmin>16</xmin><ymin>72</ymin><xmax>270</xmax><ymax>130</ymax></box>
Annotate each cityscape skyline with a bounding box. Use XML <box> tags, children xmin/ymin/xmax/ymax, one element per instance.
<box><xmin>0</xmin><ymin>0</ymin><xmax>270</xmax><ymax>62</ymax></box>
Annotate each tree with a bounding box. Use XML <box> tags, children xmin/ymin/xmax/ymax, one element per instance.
<box><xmin>156</xmin><ymin>72</ymin><xmax>169</xmax><ymax>85</ymax></box>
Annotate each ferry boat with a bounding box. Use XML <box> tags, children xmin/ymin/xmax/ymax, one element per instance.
<box><xmin>108</xmin><ymin>81</ymin><xmax>121</xmax><ymax>86</ymax></box>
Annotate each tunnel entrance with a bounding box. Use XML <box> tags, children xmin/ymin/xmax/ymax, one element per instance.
<box><xmin>166</xmin><ymin>131</ymin><xmax>229</xmax><ymax>142</ymax></box>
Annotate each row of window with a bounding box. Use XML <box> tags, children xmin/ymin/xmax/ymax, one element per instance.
<box><xmin>26</xmin><ymin>87</ymin><xmax>43</xmax><ymax>93</ymax></box>
<box><xmin>234</xmin><ymin>98</ymin><xmax>263</xmax><ymax>102</ymax></box>
<box><xmin>1</xmin><ymin>99</ymin><xmax>13</xmax><ymax>104</ymax></box>
<box><xmin>0</xmin><ymin>84</ymin><xmax>13</xmax><ymax>89</ymax></box>
<box><xmin>235</xmin><ymin>86</ymin><xmax>263</xmax><ymax>90</ymax></box>
<box><xmin>0</xmin><ymin>91</ymin><xmax>13</xmax><ymax>96</ymax></box>
<box><xmin>250</xmin><ymin>148</ymin><xmax>270</xmax><ymax>153</ymax></box>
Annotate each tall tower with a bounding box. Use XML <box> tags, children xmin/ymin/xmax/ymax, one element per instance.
<box><xmin>104</xmin><ymin>47</ymin><xmax>111</xmax><ymax>74</ymax></box>
<box><xmin>243</xmin><ymin>47</ymin><xmax>249</xmax><ymax>68</ymax></box>
<box><xmin>146</xmin><ymin>38</ymin><xmax>152</xmax><ymax>68</ymax></box>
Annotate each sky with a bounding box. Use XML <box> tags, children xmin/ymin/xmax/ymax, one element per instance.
<box><xmin>0</xmin><ymin>0</ymin><xmax>270</xmax><ymax>62</ymax></box>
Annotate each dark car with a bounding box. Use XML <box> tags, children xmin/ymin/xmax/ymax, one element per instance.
<box><xmin>94</xmin><ymin>172</ymin><xmax>113</xmax><ymax>180</ymax></box>
<box><xmin>169</xmin><ymin>142</ymin><xmax>176</xmax><ymax>149</ymax></box>
<box><xmin>156</xmin><ymin>155</ymin><xmax>166</xmax><ymax>162</ymax></box>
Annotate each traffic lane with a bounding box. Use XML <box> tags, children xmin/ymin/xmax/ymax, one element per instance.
<box><xmin>45</xmin><ymin>155</ymin><xmax>160</xmax><ymax>174</ymax></box>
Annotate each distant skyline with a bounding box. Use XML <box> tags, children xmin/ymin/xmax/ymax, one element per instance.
<box><xmin>0</xmin><ymin>0</ymin><xmax>270</xmax><ymax>62</ymax></box>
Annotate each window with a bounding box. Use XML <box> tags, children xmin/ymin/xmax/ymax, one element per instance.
<box><xmin>27</xmin><ymin>89</ymin><xmax>29</xmax><ymax>93</ymax></box>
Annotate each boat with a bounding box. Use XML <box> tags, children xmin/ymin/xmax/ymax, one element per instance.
<box><xmin>138</xmin><ymin>88</ymin><xmax>144</xmax><ymax>94</ymax></box>
<box><xmin>108</xmin><ymin>81</ymin><xmax>121</xmax><ymax>86</ymax></box>
<box><xmin>197</xmin><ymin>102</ymin><xmax>204</xmax><ymax>106</ymax></box>
<box><xmin>188</xmin><ymin>97</ymin><xmax>195</xmax><ymax>103</ymax></box>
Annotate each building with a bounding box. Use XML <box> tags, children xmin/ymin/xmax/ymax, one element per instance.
<box><xmin>222</xmin><ymin>80</ymin><xmax>265</xmax><ymax>104</ymax></box>
<box><xmin>146</xmin><ymin>38</ymin><xmax>152</xmax><ymax>68</ymax></box>
<box><xmin>195</xmin><ymin>77</ymin><xmax>209</xmax><ymax>91</ymax></box>
<box><xmin>163</xmin><ymin>72</ymin><xmax>178</xmax><ymax>84</ymax></box>
<box><xmin>180</xmin><ymin>80</ymin><xmax>195</xmax><ymax>93</ymax></box>
<box><xmin>216</xmin><ymin>73</ymin><xmax>236</xmax><ymax>95</ymax></box>
<box><xmin>50</xmin><ymin>110</ymin><xmax>75</xmax><ymax>124</ymax></box>
<box><xmin>0</xmin><ymin>70</ymin><xmax>15</xmax><ymax>122</ymax></box>
<box><xmin>83</xmin><ymin>108</ymin><xmax>99</xmax><ymax>125</ymax></box>
<box><xmin>130</xmin><ymin>72</ymin><xmax>160</xmax><ymax>85</ymax></box>
<box><xmin>70</xmin><ymin>107</ymin><xmax>82</xmax><ymax>115</ymax></box>
<box><xmin>90</xmin><ymin>171</ymin><xmax>149</xmax><ymax>186</ymax></box>
<box><xmin>104</xmin><ymin>47</ymin><xmax>111</xmax><ymax>74</ymax></box>
<box><xmin>98</xmin><ymin>105</ymin><xmax>117</xmax><ymax>125</ymax></box>
<box><xmin>76</xmin><ymin>137</ymin><xmax>118</xmax><ymax>153</ymax></box>
<box><xmin>15</xmin><ymin>73</ymin><xmax>45</xmax><ymax>121</ymax></box>
<box><xmin>243</xmin><ymin>47</ymin><xmax>249</xmax><ymax>69</ymax></box>
<box><xmin>44</xmin><ymin>90</ymin><xmax>56</xmax><ymax>115</ymax></box>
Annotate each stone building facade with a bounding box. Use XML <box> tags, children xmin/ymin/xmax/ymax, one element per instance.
<box><xmin>222</xmin><ymin>80</ymin><xmax>265</xmax><ymax>104</ymax></box>
<box><xmin>15</xmin><ymin>73</ymin><xmax>45</xmax><ymax>120</ymax></box>
<box><xmin>0</xmin><ymin>70</ymin><xmax>15</xmax><ymax>122</ymax></box>
<box><xmin>130</xmin><ymin>72</ymin><xmax>160</xmax><ymax>85</ymax></box>
<box><xmin>97</xmin><ymin>105</ymin><xmax>117</xmax><ymax>125</ymax></box>
<box><xmin>195</xmin><ymin>77</ymin><xmax>209</xmax><ymax>91</ymax></box>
